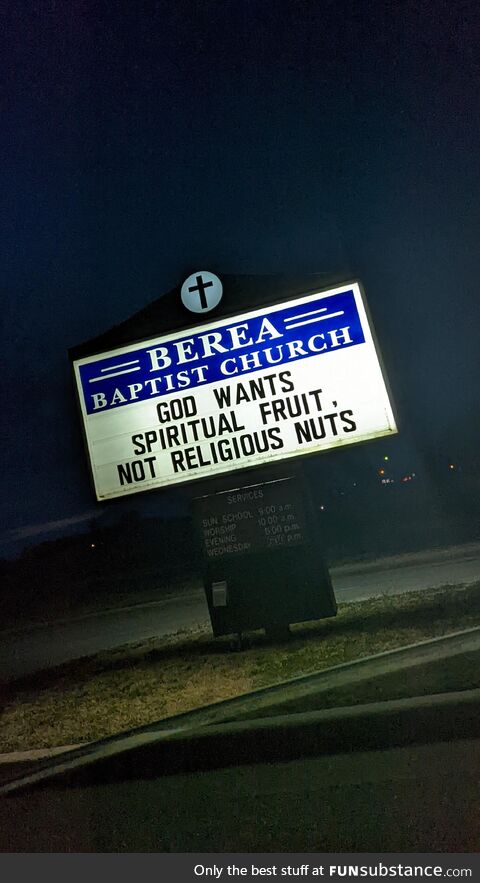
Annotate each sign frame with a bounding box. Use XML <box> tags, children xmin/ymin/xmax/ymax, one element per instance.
<box><xmin>71</xmin><ymin>278</ymin><xmax>399</xmax><ymax>502</ymax></box>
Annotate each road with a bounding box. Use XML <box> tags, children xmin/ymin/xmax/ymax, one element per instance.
<box><xmin>2</xmin><ymin>735</ymin><xmax>480</xmax><ymax>850</ymax></box>
<box><xmin>1</xmin><ymin>549</ymin><xmax>479</xmax><ymax>682</ymax></box>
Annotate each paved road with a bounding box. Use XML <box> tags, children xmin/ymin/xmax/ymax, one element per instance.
<box><xmin>1</xmin><ymin>551</ymin><xmax>479</xmax><ymax>682</ymax></box>
<box><xmin>333</xmin><ymin>554</ymin><xmax>480</xmax><ymax>602</ymax></box>
<box><xmin>2</xmin><ymin>737</ymin><xmax>480</xmax><ymax>850</ymax></box>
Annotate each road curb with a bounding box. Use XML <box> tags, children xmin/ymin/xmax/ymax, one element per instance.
<box><xmin>2</xmin><ymin>688</ymin><xmax>480</xmax><ymax>795</ymax></box>
<box><xmin>0</xmin><ymin>745</ymin><xmax>83</xmax><ymax>765</ymax></box>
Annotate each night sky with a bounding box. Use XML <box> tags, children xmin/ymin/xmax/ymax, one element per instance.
<box><xmin>2</xmin><ymin>0</ymin><xmax>479</xmax><ymax>554</ymax></box>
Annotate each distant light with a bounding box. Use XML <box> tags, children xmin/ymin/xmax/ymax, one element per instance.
<box><xmin>378</xmin><ymin>468</ymin><xmax>385</xmax><ymax>476</ymax></box>
<box><xmin>449</xmin><ymin>464</ymin><xmax>455</xmax><ymax>470</ymax></box>
<box><xmin>91</xmin><ymin>543</ymin><xmax>96</xmax><ymax>548</ymax></box>
<box><xmin>383</xmin><ymin>456</ymin><xmax>389</xmax><ymax>461</ymax></box>
<box><xmin>320</xmin><ymin>505</ymin><xmax>325</xmax><ymax>511</ymax></box>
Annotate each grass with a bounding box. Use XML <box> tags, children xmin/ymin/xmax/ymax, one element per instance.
<box><xmin>1</xmin><ymin>581</ymin><xmax>479</xmax><ymax>753</ymax></box>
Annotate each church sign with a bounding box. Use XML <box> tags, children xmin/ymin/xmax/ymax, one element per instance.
<box><xmin>72</xmin><ymin>280</ymin><xmax>397</xmax><ymax>501</ymax></box>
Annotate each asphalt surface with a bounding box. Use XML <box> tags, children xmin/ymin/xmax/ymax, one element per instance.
<box><xmin>2</xmin><ymin>737</ymin><xmax>480</xmax><ymax>851</ymax></box>
<box><xmin>1</xmin><ymin>550</ymin><xmax>479</xmax><ymax>682</ymax></box>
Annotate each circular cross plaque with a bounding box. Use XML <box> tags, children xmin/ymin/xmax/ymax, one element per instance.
<box><xmin>181</xmin><ymin>271</ymin><xmax>223</xmax><ymax>313</ymax></box>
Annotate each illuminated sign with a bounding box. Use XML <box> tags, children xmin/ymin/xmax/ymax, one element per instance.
<box><xmin>73</xmin><ymin>281</ymin><xmax>397</xmax><ymax>500</ymax></box>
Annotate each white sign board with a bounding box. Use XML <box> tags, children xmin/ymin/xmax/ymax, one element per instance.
<box><xmin>73</xmin><ymin>281</ymin><xmax>397</xmax><ymax>500</ymax></box>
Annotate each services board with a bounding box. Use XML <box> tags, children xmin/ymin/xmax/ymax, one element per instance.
<box><xmin>195</xmin><ymin>479</ymin><xmax>309</xmax><ymax>560</ymax></box>
<box><xmin>73</xmin><ymin>281</ymin><xmax>397</xmax><ymax>500</ymax></box>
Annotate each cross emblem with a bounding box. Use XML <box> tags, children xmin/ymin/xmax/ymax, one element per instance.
<box><xmin>188</xmin><ymin>274</ymin><xmax>214</xmax><ymax>310</ymax></box>
<box><xmin>181</xmin><ymin>271</ymin><xmax>223</xmax><ymax>314</ymax></box>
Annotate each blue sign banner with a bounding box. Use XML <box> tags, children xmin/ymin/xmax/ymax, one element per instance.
<box><xmin>78</xmin><ymin>289</ymin><xmax>365</xmax><ymax>414</ymax></box>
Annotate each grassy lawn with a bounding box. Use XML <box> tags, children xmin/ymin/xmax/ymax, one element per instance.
<box><xmin>1</xmin><ymin>582</ymin><xmax>479</xmax><ymax>753</ymax></box>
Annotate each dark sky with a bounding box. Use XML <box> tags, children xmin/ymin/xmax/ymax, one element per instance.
<box><xmin>2</xmin><ymin>0</ymin><xmax>479</xmax><ymax>553</ymax></box>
